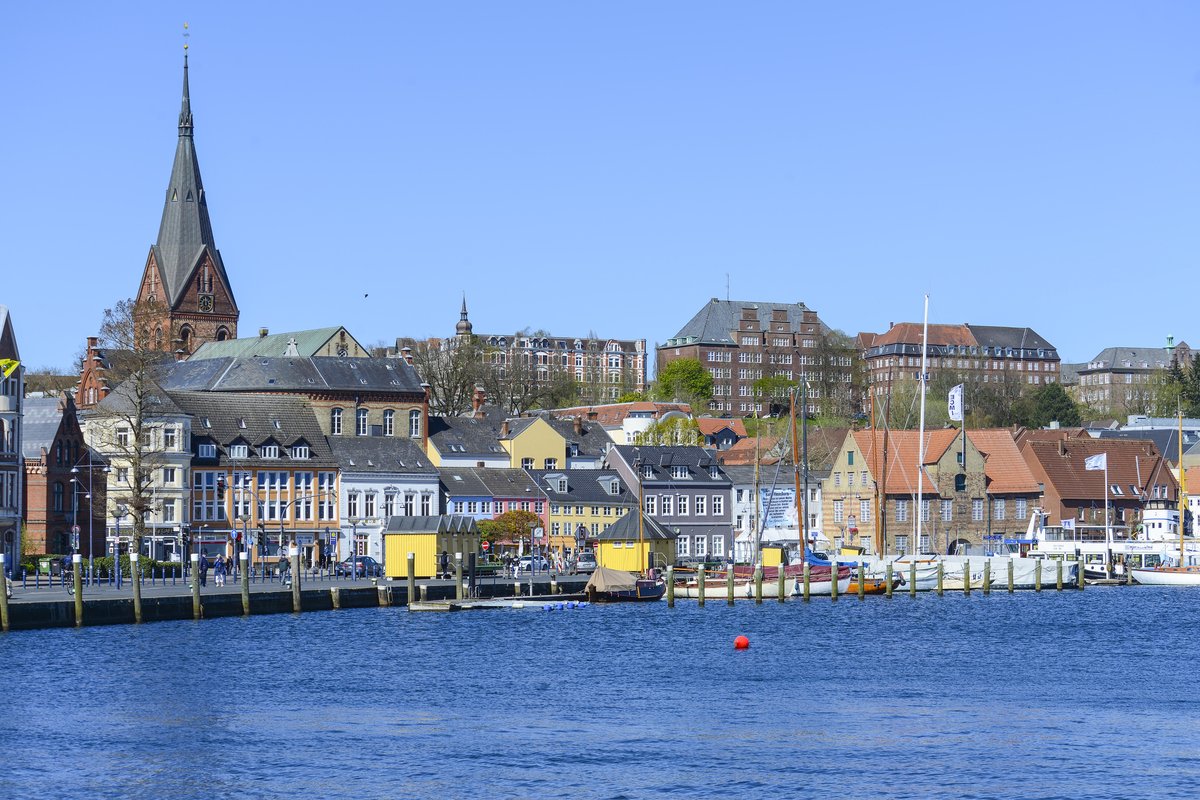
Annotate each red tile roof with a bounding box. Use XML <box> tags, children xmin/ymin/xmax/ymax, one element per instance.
<box><xmin>851</xmin><ymin>429</ymin><xmax>959</xmax><ymax>496</ymax></box>
<box><xmin>696</xmin><ymin>418</ymin><xmax>748</xmax><ymax>437</ymax></box>
<box><xmin>966</xmin><ymin>429</ymin><xmax>1041</xmax><ymax>494</ymax></box>
<box><xmin>1020</xmin><ymin>437</ymin><xmax>1176</xmax><ymax>501</ymax></box>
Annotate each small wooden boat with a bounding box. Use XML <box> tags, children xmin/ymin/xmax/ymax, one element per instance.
<box><xmin>585</xmin><ymin>566</ymin><xmax>665</xmax><ymax>602</ymax></box>
<box><xmin>1131</xmin><ymin>565</ymin><xmax>1200</xmax><ymax>586</ymax></box>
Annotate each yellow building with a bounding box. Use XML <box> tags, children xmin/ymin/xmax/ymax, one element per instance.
<box><xmin>382</xmin><ymin>515</ymin><xmax>480</xmax><ymax>579</ymax></box>
<box><xmin>529</xmin><ymin>469</ymin><xmax>635</xmax><ymax>557</ymax></box>
<box><xmin>594</xmin><ymin>509</ymin><xmax>676</xmax><ymax>574</ymax></box>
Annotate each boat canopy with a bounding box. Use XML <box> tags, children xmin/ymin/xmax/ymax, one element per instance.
<box><xmin>585</xmin><ymin>566</ymin><xmax>638</xmax><ymax>593</ymax></box>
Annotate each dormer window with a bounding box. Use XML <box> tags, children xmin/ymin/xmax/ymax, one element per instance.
<box><xmin>292</xmin><ymin>445</ymin><xmax>310</xmax><ymax>460</ymax></box>
<box><xmin>709</xmin><ymin>466</ymin><xmax>720</xmax><ymax>479</ymax></box>
<box><xmin>608</xmin><ymin>481</ymin><xmax>620</xmax><ymax>496</ymax></box>
<box><xmin>642</xmin><ymin>465</ymin><xmax>654</xmax><ymax>479</ymax></box>
<box><xmin>229</xmin><ymin>444</ymin><xmax>249</xmax><ymax>459</ymax></box>
<box><xmin>198</xmin><ymin>443</ymin><xmax>217</xmax><ymax>459</ymax></box>
<box><xmin>557</xmin><ymin>478</ymin><xmax>568</xmax><ymax>493</ymax></box>
<box><xmin>238</xmin><ymin>418</ymin><xmax>247</xmax><ymax>429</ymax></box>
<box><xmin>261</xmin><ymin>444</ymin><xmax>279</xmax><ymax>459</ymax></box>
<box><xmin>671</xmin><ymin>465</ymin><xmax>689</xmax><ymax>479</ymax></box>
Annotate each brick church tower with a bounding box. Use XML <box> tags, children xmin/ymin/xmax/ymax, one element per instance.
<box><xmin>133</xmin><ymin>53</ymin><xmax>238</xmax><ymax>355</ymax></box>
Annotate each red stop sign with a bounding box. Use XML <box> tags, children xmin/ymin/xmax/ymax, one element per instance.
<box><xmin>481</xmin><ymin>540</ymin><xmax>490</xmax><ymax>552</ymax></box>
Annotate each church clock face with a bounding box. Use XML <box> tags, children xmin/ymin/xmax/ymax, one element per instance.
<box><xmin>197</xmin><ymin>294</ymin><xmax>214</xmax><ymax>313</ymax></box>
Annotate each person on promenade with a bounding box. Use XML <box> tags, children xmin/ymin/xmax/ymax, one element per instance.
<box><xmin>439</xmin><ymin>550</ymin><xmax>450</xmax><ymax>580</ymax></box>
<box><xmin>214</xmin><ymin>555</ymin><xmax>227</xmax><ymax>587</ymax></box>
<box><xmin>198</xmin><ymin>553</ymin><xmax>210</xmax><ymax>587</ymax></box>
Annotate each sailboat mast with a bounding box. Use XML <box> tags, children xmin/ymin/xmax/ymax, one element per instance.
<box><xmin>915</xmin><ymin>294</ymin><xmax>929</xmax><ymax>552</ymax></box>
<box><xmin>791</xmin><ymin>389</ymin><xmax>803</xmax><ymax>564</ymax></box>
<box><xmin>753</xmin><ymin>412</ymin><xmax>761</xmax><ymax>566</ymax></box>
<box><xmin>1180</xmin><ymin>406</ymin><xmax>1187</xmax><ymax>563</ymax></box>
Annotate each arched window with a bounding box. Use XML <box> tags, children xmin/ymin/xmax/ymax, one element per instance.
<box><xmin>330</xmin><ymin>408</ymin><xmax>343</xmax><ymax>436</ymax></box>
<box><xmin>53</xmin><ymin>482</ymin><xmax>64</xmax><ymax>513</ymax></box>
<box><xmin>383</xmin><ymin>410</ymin><xmax>395</xmax><ymax>437</ymax></box>
<box><xmin>154</xmin><ymin>327</ymin><xmax>163</xmax><ymax>350</ymax></box>
<box><xmin>356</xmin><ymin>408</ymin><xmax>369</xmax><ymax>436</ymax></box>
<box><xmin>409</xmin><ymin>410</ymin><xmax>421</xmax><ymax>438</ymax></box>
<box><xmin>179</xmin><ymin>326</ymin><xmax>192</xmax><ymax>353</ymax></box>
<box><xmin>216</xmin><ymin>327</ymin><xmax>230</xmax><ymax>342</ymax></box>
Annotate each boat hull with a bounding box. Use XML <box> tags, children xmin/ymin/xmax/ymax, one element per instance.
<box><xmin>1131</xmin><ymin>566</ymin><xmax>1200</xmax><ymax>586</ymax></box>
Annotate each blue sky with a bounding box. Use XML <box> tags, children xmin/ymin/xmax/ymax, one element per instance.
<box><xmin>3</xmin><ymin>2</ymin><xmax>1199</xmax><ymax>371</ymax></box>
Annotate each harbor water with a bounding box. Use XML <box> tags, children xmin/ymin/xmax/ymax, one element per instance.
<box><xmin>1</xmin><ymin>587</ymin><xmax>1197</xmax><ymax>799</ymax></box>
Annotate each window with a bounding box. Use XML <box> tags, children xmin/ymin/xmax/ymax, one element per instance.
<box><xmin>895</xmin><ymin>500</ymin><xmax>908</xmax><ymax>522</ymax></box>
<box><xmin>349</xmin><ymin>493</ymin><xmax>360</xmax><ymax>518</ymax></box>
<box><xmin>834</xmin><ymin>473</ymin><xmax>841</xmax><ymax>487</ymax></box>
<box><xmin>330</xmin><ymin>408</ymin><xmax>343</xmax><ymax>435</ymax></box>
<box><xmin>403</xmin><ymin>494</ymin><xmax>415</xmax><ymax>516</ymax></box>
<box><xmin>356</xmin><ymin>409</ymin><xmax>369</xmax><ymax>436</ymax></box>
<box><xmin>833</xmin><ymin>500</ymin><xmax>844</xmax><ymax>523</ymax></box>
<box><xmin>645</xmin><ymin>495</ymin><xmax>657</xmax><ymax>515</ymax></box>
<box><xmin>677</xmin><ymin>496</ymin><xmax>689</xmax><ymax>516</ymax></box>
<box><xmin>163</xmin><ymin>428</ymin><xmax>177</xmax><ymax>450</ymax></box>
<box><xmin>1016</xmin><ymin>499</ymin><xmax>1027</xmax><ymax>520</ymax></box>
<box><xmin>941</xmin><ymin>500</ymin><xmax>953</xmax><ymax>521</ymax></box>
<box><xmin>421</xmin><ymin>494</ymin><xmax>432</xmax><ymax>515</ymax></box>
<box><xmin>676</xmin><ymin>534</ymin><xmax>689</xmax><ymax>557</ymax></box>
<box><xmin>383</xmin><ymin>410</ymin><xmax>395</xmax><ymax>437</ymax></box>
<box><xmin>382</xmin><ymin>492</ymin><xmax>396</xmax><ymax>516</ymax></box>
<box><xmin>410</xmin><ymin>410</ymin><xmax>422</xmax><ymax>438</ymax></box>
<box><xmin>521</xmin><ymin>458</ymin><xmax>534</xmax><ymax>470</ymax></box>
<box><xmin>920</xmin><ymin>500</ymin><xmax>930</xmax><ymax>522</ymax></box>
<box><xmin>230</xmin><ymin>444</ymin><xmax>249</xmax><ymax>459</ymax></box>
<box><xmin>895</xmin><ymin>535</ymin><xmax>909</xmax><ymax>554</ymax></box>
<box><xmin>318</xmin><ymin>472</ymin><xmax>336</xmax><ymax>520</ymax></box>
<box><xmin>919</xmin><ymin>535</ymin><xmax>931</xmax><ymax>552</ymax></box>
<box><xmin>364</xmin><ymin>492</ymin><xmax>376</xmax><ymax>518</ymax></box>
<box><xmin>694</xmin><ymin>536</ymin><xmax>707</xmax><ymax>557</ymax></box>
<box><xmin>994</xmin><ymin>499</ymin><xmax>1006</xmax><ymax>520</ymax></box>
<box><xmin>162</xmin><ymin>500</ymin><xmax>176</xmax><ymax>523</ymax></box>
<box><xmin>712</xmin><ymin>495</ymin><xmax>724</xmax><ymax>516</ymax></box>
<box><xmin>291</xmin><ymin>445</ymin><xmax>309</xmax><ymax>460</ymax></box>
<box><xmin>859</xmin><ymin>500</ymin><xmax>871</xmax><ymax>523</ymax></box>
<box><xmin>53</xmin><ymin>482</ymin><xmax>64</xmax><ymax>512</ymax></box>
<box><xmin>711</xmin><ymin>534</ymin><xmax>726</xmax><ymax>558</ymax></box>
<box><xmin>116</xmin><ymin>467</ymin><xmax>128</xmax><ymax>483</ymax></box>
<box><xmin>545</xmin><ymin>458</ymin><xmax>557</xmax><ymax>470</ymax></box>
<box><xmin>847</xmin><ymin>451</ymin><xmax>854</xmax><ymax>466</ymax></box>
<box><xmin>671</xmin><ymin>465</ymin><xmax>688</xmax><ymax>479</ymax></box>
<box><xmin>261</xmin><ymin>444</ymin><xmax>279</xmax><ymax>459</ymax></box>
<box><xmin>116</xmin><ymin>428</ymin><xmax>130</xmax><ymax>448</ymax></box>
<box><xmin>695</xmin><ymin>495</ymin><xmax>706</xmax><ymax>516</ymax></box>
<box><xmin>557</xmin><ymin>478</ymin><xmax>568</xmax><ymax>493</ymax></box>
<box><xmin>162</xmin><ymin>467</ymin><xmax>176</xmax><ymax>485</ymax></box>
<box><xmin>972</xmin><ymin>499</ymin><xmax>984</xmax><ymax>521</ymax></box>
<box><xmin>661</xmin><ymin>495</ymin><xmax>674</xmax><ymax>516</ymax></box>
<box><xmin>259</xmin><ymin>471</ymin><xmax>290</xmax><ymax>521</ymax></box>
<box><xmin>198</xmin><ymin>443</ymin><xmax>217</xmax><ymax>459</ymax></box>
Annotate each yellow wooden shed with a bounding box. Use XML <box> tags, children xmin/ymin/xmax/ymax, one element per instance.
<box><xmin>594</xmin><ymin>510</ymin><xmax>677</xmax><ymax>574</ymax></box>
<box><xmin>382</xmin><ymin>515</ymin><xmax>481</xmax><ymax>578</ymax></box>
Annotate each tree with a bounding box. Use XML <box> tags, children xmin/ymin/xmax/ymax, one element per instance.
<box><xmin>477</xmin><ymin>510</ymin><xmax>542</xmax><ymax>544</ymax></box>
<box><xmin>88</xmin><ymin>296</ymin><xmax>178</xmax><ymax>621</ymax></box>
<box><xmin>752</xmin><ymin>375</ymin><xmax>795</xmax><ymax>417</ymax></box>
<box><xmin>812</xmin><ymin>329</ymin><xmax>858</xmax><ymax>421</ymax></box>
<box><xmin>1017</xmin><ymin>382</ymin><xmax>1082</xmax><ymax>428</ymax></box>
<box><xmin>401</xmin><ymin>337</ymin><xmax>486</xmax><ymax>417</ymax></box>
<box><xmin>653</xmin><ymin>358</ymin><xmax>713</xmax><ymax>405</ymax></box>
<box><xmin>617</xmin><ymin>391</ymin><xmax>647</xmax><ymax>403</ymax></box>
<box><xmin>634</xmin><ymin>417</ymin><xmax>704</xmax><ymax>446</ymax></box>
<box><xmin>479</xmin><ymin>332</ymin><xmax>546</xmax><ymax>415</ymax></box>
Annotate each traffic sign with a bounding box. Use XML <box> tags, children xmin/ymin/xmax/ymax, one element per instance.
<box><xmin>72</xmin><ymin>525</ymin><xmax>80</xmax><ymax>534</ymax></box>
<box><xmin>481</xmin><ymin>540</ymin><xmax>491</xmax><ymax>552</ymax></box>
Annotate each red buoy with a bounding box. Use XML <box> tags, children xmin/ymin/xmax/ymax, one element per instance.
<box><xmin>734</xmin><ymin>635</ymin><xmax>750</xmax><ymax>650</ymax></box>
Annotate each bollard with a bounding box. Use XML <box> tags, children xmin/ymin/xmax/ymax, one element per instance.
<box><xmin>291</xmin><ymin>545</ymin><xmax>302</xmax><ymax>613</ymax></box>
<box><xmin>777</xmin><ymin>565</ymin><xmax>786</xmax><ymax>603</ymax></box>
<box><xmin>131</xmin><ymin>552</ymin><xmax>143</xmax><ymax>624</ymax></box>
<box><xmin>909</xmin><ymin>561</ymin><xmax>916</xmax><ymax>597</ymax></box>
<box><xmin>964</xmin><ymin>559</ymin><xmax>971</xmax><ymax>595</ymax></box>
<box><xmin>697</xmin><ymin>565</ymin><xmax>706</xmax><ymax>607</ymax></box>
<box><xmin>1126</xmin><ymin>561</ymin><xmax>1134</xmax><ymax>586</ymax></box>
<box><xmin>857</xmin><ymin>563</ymin><xmax>865</xmax><ymax>599</ymax></box>
<box><xmin>1035</xmin><ymin>559</ymin><xmax>1042</xmax><ymax>592</ymax></box>
<box><xmin>240</xmin><ymin>553</ymin><xmax>250</xmax><ymax>616</ymax></box>
<box><xmin>73</xmin><ymin>554</ymin><xmax>83</xmax><ymax>627</ymax></box>
<box><xmin>885</xmin><ymin>563</ymin><xmax>893</xmax><ymax>599</ymax></box>
<box><xmin>983</xmin><ymin>560</ymin><xmax>991</xmax><ymax>596</ymax></box>
<box><xmin>726</xmin><ymin>564</ymin><xmax>735</xmax><ymax>606</ymax></box>
<box><xmin>936</xmin><ymin>561</ymin><xmax>944</xmax><ymax>596</ymax></box>
<box><xmin>753</xmin><ymin>566</ymin><xmax>763</xmax><ymax>605</ymax></box>
<box><xmin>667</xmin><ymin>566</ymin><xmax>675</xmax><ymax>608</ymax></box>
<box><xmin>802</xmin><ymin>562</ymin><xmax>811</xmax><ymax>601</ymax></box>
<box><xmin>401</xmin><ymin>553</ymin><xmax>414</xmax><ymax>605</ymax></box>
<box><xmin>419</xmin><ymin>584</ymin><xmax>428</xmax><ymax>601</ymax></box>
<box><xmin>455</xmin><ymin>552</ymin><xmax>464</xmax><ymax>601</ymax></box>
<box><xmin>1008</xmin><ymin>558</ymin><xmax>1014</xmax><ymax>593</ymax></box>
<box><xmin>0</xmin><ymin>554</ymin><xmax>8</xmax><ymax>632</ymax></box>
<box><xmin>1056</xmin><ymin>559</ymin><xmax>1063</xmax><ymax>591</ymax></box>
<box><xmin>191</xmin><ymin>554</ymin><xmax>202</xmax><ymax>620</ymax></box>
<box><xmin>513</xmin><ymin>581</ymin><xmax>521</xmax><ymax>597</ymax></box>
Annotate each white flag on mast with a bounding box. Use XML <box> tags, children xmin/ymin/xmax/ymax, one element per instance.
<box><xmin>1084</xmin><ymin>453</ymin><xmax>1107</xmax><ymax>471</ymax></box>
<box><xmin>948</xmin><ymin>384</ymin><xmax>964</xmax><ymax>422</ymax></box>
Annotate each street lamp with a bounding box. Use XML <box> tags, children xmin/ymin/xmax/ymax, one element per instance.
<box><xmin>112</xmin><ymin>503</ymin><xmax>129</xmax><ymax>587</ymax></box>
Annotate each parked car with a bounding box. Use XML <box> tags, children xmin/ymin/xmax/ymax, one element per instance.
<box><xmin>335</xmin><ymin>556</ymin><xmax>383</xmax><ymax>577</ymax></box>
<box><xmin>574</xmin><ymin>550</ymin><xmax>598</xmax><ymax>574</ymax></box>
<box><xmin>515</xmin><ymin>555</ymin><xmax>552</xmax><ymax>574</ymax></box>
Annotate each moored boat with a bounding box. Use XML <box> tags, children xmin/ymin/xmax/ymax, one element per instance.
<box><xmin>585</xmin><ymin>566</ymin><xmax>666</xmax><ymax>602</ymax></box>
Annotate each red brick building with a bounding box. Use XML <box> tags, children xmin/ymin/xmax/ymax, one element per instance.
<box><xmin>22</xmin><ymin>395</ymin><xmax>107</xmax><ymax>556</ymax></box>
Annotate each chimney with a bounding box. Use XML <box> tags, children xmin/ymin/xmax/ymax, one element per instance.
<box><xmin>574</xmin><ymin>416</ymin><xmax>583</xmax><ymax>436</ymax></box>
<box><xmin>259</xmin><ymin>328</ymin><xmax>269</xmax><ymax>338</ymax></box>
<box><xmin>500</xmin><ymin>420</ymin><xmax>510</xmax><ymax>438</ymax></box>
<box><xmin>401</xmin><ymin>346</ymin><xmax>413</xmax><ymax>366</ymax></box>
<box><xmin>472</xmin><ymin>386</ymin><xmax>487</xmax><ymax>417</ymax></box>
<box><xmin>1058</xmin><ymin>440</ymin><xmax>1067</xmax><ymax>457</ymax></box>
<box><xmin>587</xmin><ymin>411</ymin><xmax>598</xmax><ymax>421</ymax></box>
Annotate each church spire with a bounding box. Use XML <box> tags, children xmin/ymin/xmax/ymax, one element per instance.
<box><xmin>179</xmin><ymin>53</ymin><xmax>193</xmax><ymax>137</ymax></box>
<box><xmin>456</xmin><ymin>294</ymin><xmax>473</xmax><ymax>336</ymax></box>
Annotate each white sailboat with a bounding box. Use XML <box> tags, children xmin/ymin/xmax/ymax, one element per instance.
<box><xmin>1132</xmin><ymin>408</ymin><xmax>1200</xmax><ymax>585</ymax></box>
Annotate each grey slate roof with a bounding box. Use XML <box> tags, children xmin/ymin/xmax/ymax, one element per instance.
<box><xmin>666</xmin><ymin>298</ymin><xmax>825</xmax><ymax>345</ymax></box>
<box><xmin>189</xmin><ymin>327</ymin><xmax>361</xmax><ymax>360</ymax></box>
<box><xmin>541</xmin><ymin>415</ymin><xmax>613</xmax><ymax>456</ymax></box>
<box><xmin>168</xmin><ymin>391</ymin><xmax>336</xmax><ymax>467</ymax></box>
<box><xmin>383</xmin><ymin>515</ymin><xmax>478</xmax><ymax>534</ymax></box>
<box><xmin>1076</xmin><ymin>346</ymin><xmax>1176</xmax><ymax>372</ymax></box>
<box><xmin>439</xmin><ymin>467</ymin><xmax>540</xmax><ymax>498</ymax></box>
<box><xmin>152</xmin><ymin>56</ymin><xmax>236</xmax><ymax>311</ymax></box>
<box><xmin>966</xmin><ymin>325</ymin><xmax>1055</xmax><ymax>353</ymax></box>
<box><xmin>427</xmin><ymin>408</ymin><xmax>511</xmax><ymax>457</ymax></box>
<box><xmin>329</xmin><ymin>437</ymin><xmax>437</xmax><ymax>475</ymax></box>
<box><xmin>607</xmin><ymin>445</ymin><xmax>729</xmax><ymax>484</ymax></box>
<box><xmin>594</xmin><ymin>510</ymin><xmax>677</xmax><ymax>541</ymax></box>
<box><xmin>528</xmin><ymin>469</ymin><xmax>634</xmax><ymax>505</ymax></box>
<box><xmin>1094</xmin><ymin>428</ymin><xmax>1200</xmax><ymax>465</ymax></box>
<box><xmin>159</xmin><ymin>356</ymin><xmax>425</xmax><ymax>396</ymax></box>
<box><xmin>95</xmin><ymin>379</ymin><xmax>187</xmax><ymax>417</ymax></box>
<box><xmin>21</xmin><ymin>397</ymin><xmax>66</xmax><ymax>458</ymax></box>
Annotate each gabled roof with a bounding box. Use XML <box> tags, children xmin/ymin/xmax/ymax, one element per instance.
<box><xmin>717</xmin><ymin>436</ymin><xmax>782</xmax><ymax>466</ymax></box>
<box><xmin>383</xmin><ymin>515</ymin><xmax>479</xmax><ymax>535</ymax></box>
<box><xmin>594</xmin><ymin>510</ymin><xmax>677</xmax><ymax>541</ymax></box>
<box><xmin>21</xmin><ymin>397</ymin><xmax>68</xmax><ymax>458</ymax></box>
<box><xmin>528</xmin><ymin>469</ymin><xmax>634</xmax><ymax>504</ymax></box>
<box><xmin>850</xmin><ymin>429</ymin><xmax>959</xmax><ymax>496</ymax></box>
<box><xmin>695</xmin><ymin>418</ymin><xmax>747</xmax><ymax>438</ymax></box>
<box><xmin>547</xmin><ymin>402</ymin><xmax>692</xmax><ymax>429</ymax></box>
<box><xmin>427</xmin><ymin>408</ymin><xmax>511</xmax><ymax>457</ymax></box>
<box><xmin>329</xmin><ymin>437</ymin><xmax>437</xmax><ymax>475</ymax></box>
<box><xmin>1076</xmin><ymin>346</ymin><xmax>1176</xmax><ymax>372</ymax></box>
<box><xmin>607</xmin><ymin>445</ymin><xmax>728</xmax><ymax>483</ymax></box>
<box><xmin>159</xmin><ymin>356</ymin><xmax>425</xmax><ymax>395</ymax></box>
<box><xmin>965</xmin><ymin>429</ymin><xmax>1041</xmax><ymax>495</ymax></box>
<box><xmin>867</xmin><ymin>323</ymin><xmax>1056</xmax><ymax>355</ymax></box>
<box><xmin>189</xmin><ymin>327</ymin><xmax>367</xmax><ymax>360</ymax></box>
<box><xmin>1020</xmin><ymin>437</ymin><xmax>1176</xmax><ymax>501</ymax></box>
<box><xmin>1093</xmin><ymin>428</ymin><xmax>1200</xmax><ymax>466</ymax></box>
<box><xmin>95</xmin><ymin>378</ymin><xmax>188</xmax><ymax>417</ymax></box>
<box><xmin>541</xmin><ymin>415</ymin><xmax>614</xmax><ymax>456</ymax></box>
<box><xmin>0</xmin><ymin>305</ymin><xmax>19</xmax><ymax>361</ymax></box>
<box><xmin>439</xmin><ymin>467</ymin><xmax>539</xmax><ymax>498</ymax></box>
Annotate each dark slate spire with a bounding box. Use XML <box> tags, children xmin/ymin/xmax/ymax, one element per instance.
<box><xmin>456</xmin><ymin>294</ymin><xmax>473</xmax><ymax>336</ymax></box>
<box><xmin>151</xmin><ymin>53</ymin><xmax>235</xmax><ymax>310</ymax></box>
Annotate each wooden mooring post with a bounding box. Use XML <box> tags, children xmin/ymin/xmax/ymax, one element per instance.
<box><xmin>909</xmin><ymin>561</ymin><xmax>916</xmax><ymax>597</ymax></box>
<box><xmin>885</xmin><ymin>563</ymin><xmax>893</xmax><ymax>599</ymax></box>
<box><xmin>240</xmin><ymin>552</ymin><xmax>250</xmax><ymax>615</ymax></box>
<box><xmin>754</xmin><ymin>566</ymin><xmax>763</xmax><ymax>605</ymax></box>
<box><xmin>1035</xmin><ymin>559</ymin><xmax>1042</xmax><ymax>592</ymax></box>
<box><xmin>964</xmin><ymin>559</ymin><xmax>971</xmax><ymax>595</ymax></box>
<box><xmin>983</xmin><ymin>560</ymin><xmax>991</xmax><ymax>596</ymax></box>
<box><xmin>857</xmin><ymin>563</ymin><xmax>865</xmax><ymax>599</ymax></box>
<box><xmin>697</xmin><ymin>565</ymin><xmax>706</xmax><ymax>607</ymax></box>
<box><xmin>726</xmin><ymin>564</ymin><xmax>735</xmax><ymax>606</ymax></box>
<box><xmin>407</xmin><ymin>552</ymin><xmax>416</xmax><ymax>605</ymax></box>
<box><xmin>936</xmin><ymin>561</ymin><xmax>944</xmax><ymax>596</ymax></box>
<box><xmin>0</xmin><ymin>554</ymin><xmax>9</xmax><ymax>632</ymax></box>
<box><xmin>666</xmin><ymin>566</ymin><xmax>675</xmax><ymax>608</ymax></box>
<box><xmin>1007</xmin><ymin>558</ymin><xmax>1014</xmax><ymax>593</ymax></box>
<box><xmin>1056</xmin><ymin>559</ymin><xmax>1063</xmax><ymax>591</ymax></box>
<box><xmin>802</xmin><ymin>563</ymin><xmax>811</xmax><ymax>602</ymax></box>
<box><xmin>777</xmin><ymin>566</ymin><xmax>786</xmax><ymax>603</ymax></box>
<box><xmin>191</xmin><ymin>553</ymin><xmax>202</xmax><ymax>620</ymax></box>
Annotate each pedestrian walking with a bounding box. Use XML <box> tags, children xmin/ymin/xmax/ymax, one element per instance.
<box><xmin>198</xmin><ymin>553</ymin><xmax>210</xmax><ymax>587</ymax></box>
<box><xmin>214</xmin><ymin>555</ymin><xmax>227</xmax><ymax>587</ymax></box>
<box><xmin>439</xmin><ymin>550</ymin><xmax>450</xmax><ymax>580</ymax></box>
